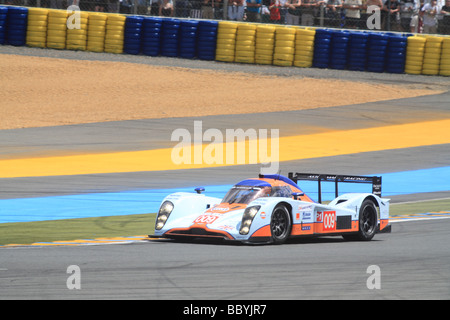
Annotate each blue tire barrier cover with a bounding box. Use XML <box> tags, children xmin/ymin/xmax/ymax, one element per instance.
<box><xmin>330</xmin><ymin>30</ymin><xmax>350</xmax><ymax>70</ymax></box>
<box><xmin>385</xmin><ymin>34</ymin><xmax>407</xmax><ymax>73</ymax></box>
<box><xmin>197</xmin><ymin>20</ymin><xmax>218</xmax><ymax>61</ymax></box>
<box><xmin>366</xmin><ymin>33</ymin><xmax>388</xmax><ymax>73</ymax></box>
<box><xmin>142</xmin><ymin>17</ymin><xmax>162</xmax><ymax>56</ymax></box>
<box><xmin>0</xmin><ymin>6</ymin><xmax>8</xmax><ymax>45</ymax></box>
<box><xmin>160</xmin><ymin>18</ymin><xmax>180</xmax><ymax>57</ymax></box>
<box><xmin>6</xmin><ymin>6</ymin><xmax>27</xmax><ymax>46</ymax></box>
<box><xmin>124</xmin><ymin>15</ymin><xmax>144</xmax><ymax>55</ymax></box>
<box><xmin>313</xmin><ymin>29</ymin><xmax>332</xmax><ymax>68</ymax></box>
<box><xmin>179</xmin><ymin>19</ymin><xmax>198</xmax><ymax>59</ymax></box>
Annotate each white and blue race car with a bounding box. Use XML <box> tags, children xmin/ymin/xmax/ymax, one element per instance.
<box><xmin>151</xmin><ymin>173</ymin><xmax>391</xmax><ymax>244</ymax></box>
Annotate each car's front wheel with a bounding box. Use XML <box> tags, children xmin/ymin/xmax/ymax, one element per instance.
<box><xmin>270</xmin><ymin>205</ymin><xmax>292</xmax><ymax>244</ymax></box>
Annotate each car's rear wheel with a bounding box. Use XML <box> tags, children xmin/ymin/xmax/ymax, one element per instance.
<box><xmin>270</xmin><ymin>205</ymin><xmax>292</xmax><ymax>244</ymax></box>
<box><xmin>343</xmin><ymin>199</ymin><xmax>378</xmax><ymax>241</ymax></box>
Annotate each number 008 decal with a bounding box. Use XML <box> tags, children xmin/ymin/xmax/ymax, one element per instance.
<box><xmin>193</xmin><ymin>215</ymin><xmax>219</xmax><ymax>224</ymax></box>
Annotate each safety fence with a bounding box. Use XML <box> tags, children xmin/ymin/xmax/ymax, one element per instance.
<box><xmin>0</xmin><ymin>5</ymin><xmax>449</xmax><ymax>76</ymax></box>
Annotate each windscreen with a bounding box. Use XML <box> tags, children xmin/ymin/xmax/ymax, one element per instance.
<box><xmin>221</xmin><ymin>186</ymin><xmax>270</xmax><ymax>204</ymax></box>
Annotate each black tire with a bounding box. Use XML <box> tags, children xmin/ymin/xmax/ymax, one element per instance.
<box><xmin>343</xmin><ymin>199</ymin><xmax>378</xmax><ymax>241</ymax></box>
<box><xmin>270</xmin><ymin>205</ymin><xmax>292</xmax><ymax>244</ymax></box>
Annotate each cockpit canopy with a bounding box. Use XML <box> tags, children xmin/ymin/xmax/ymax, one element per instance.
<box><xmin>221</xmin><ymin>179</ymin><xmax>293</xmax><ymax>205</ymax></box>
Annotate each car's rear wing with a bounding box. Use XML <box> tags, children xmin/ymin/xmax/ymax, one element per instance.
<box><xmin>288</xmin><ymin>172</ymin><xmax>382</xmax><ymax>203</ymax></box>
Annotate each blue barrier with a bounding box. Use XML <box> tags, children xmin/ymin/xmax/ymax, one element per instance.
<box><xmin>313</xmin><ymin>29</ymin><xmax>332</xmax><ymax>68</ymax></box>
<box><xmin>142</xmin><ymin>16</ymin><xmax>162</xmax><ymax>56</ymax></box>
<box><xmin>347</xmin><ymin>32</ymin><xmax>369</xmax><ymax>71</ymax></box>
<box><xmin>367</xmin><ymin>33</ymin><xmax>389</xmax><ymax>73</ymax></box>
<box><xmin>124</xmin><ymin>15</ymin><xmax>144</xmax><ymax>55</ymax></box>
<box><xmin>385</xmin><ymin>34</ymin><xmax>407</xmax><ymax>74</ymax></box>
<box><xmin>0</xmin><ymin>6</ymin><xmax>7</xmax><ymax>45</ymax></box>
<box><xmin>330</xmin><ymin>30</ymin><xmax>350</xmax><ymax>70</ymax></box>
<box><xmin>161</xmin><ymin>18</ymin><xmax>180</xmax><ymax>57</ymax></box>
<box><xmin>179</xmin><ymin>19</ymin><xmax>198</xmax><ymax>59</ymax></box>
<box><xmin>6</xmin><ymin>6</ymin><xmax>27</xmax><ymax>46</ymax></box>
<box><xmin>197</xmin><ymin>20</ymin><xmax>218</xmax><ymax>60</ymax></box>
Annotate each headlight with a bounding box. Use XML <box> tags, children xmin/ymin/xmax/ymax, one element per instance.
<box><xmin>239</xmin><ymin>206</ymin><xmax>260</xmax><ymax>235</ymax></box>
<box><xmin>155</xmin><ymin>201</ymin><xmax>174</xmax><ymax>230</ymax></box>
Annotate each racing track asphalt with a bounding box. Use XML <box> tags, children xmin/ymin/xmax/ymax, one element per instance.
<box><xmin>1</xmin><ymin>46</ymin><xmax>450</xmax><ymax>300</ymax></box>
<box><xmin>1</xmin><ymin>219</ymin><xmax>450</xmax><ymax>300</ymax></box>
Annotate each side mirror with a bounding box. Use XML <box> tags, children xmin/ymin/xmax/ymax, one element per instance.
<box><xmin>195</xmin><ymin>187</ymin><xmax>205</xmax><ymax>194</ymax></box>
<box><xmin>292</xmin><ymin>192</ymin><xmax>304</xmax><ymax>200</ymax></box>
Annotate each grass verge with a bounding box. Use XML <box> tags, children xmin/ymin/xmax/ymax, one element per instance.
<box><xmin>0</xmin><ymin>213</ymin><xmax>156</xmax><ymax>246</ymax></box>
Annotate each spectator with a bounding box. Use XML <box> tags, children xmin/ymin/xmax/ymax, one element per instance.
<box><xmin>439</xmin><ymin>0</ymin><xmax>450</xmax><ymax>33</ymax></box>
<box><xmin>176</xmin><ymin>0</ymin><xmax>191</xmax><ymax>17</ymax></box>
<box><xmin>286</xmin><ymin>0</ymin><xmax>302</xmax><ymax>25</ymax></box>
<box><xmin>247</xmin><ymin>0</ymin><xmax>263</xmax><ymax>22</ymax></box>
<box><xmin>422</xmin><ymin>0</ymin><xmax>438</xmax><ymax>33</ymax></box>
<box><xmin>382</xmin><ymin>0</ymin><xmax>401</xmax><ymax>30</ymax></box>
<box><xmin>400</xmin><ymin>0</ymin><xmax>420</xmax><ymax>32</ymax></box>
<box><xmin>95</xmin><ymin>0</ymin><xmax>107</xmax><ymax>11</ymax></box>
<box><xmin>159</xmin><ymin>0</ymin><xmax>174</xmax><ymax>16</ymax></box>
<box><xmin>228</xmin><ymin>0</ymin><xmax>245</xmax><ymax>20</ymax></box>
<box><xmin>202</xmin><ymin>0</ymin><xmax>215</xmax><ymax>19</ymax></box>
<box><xmin>269</xmin><ymin>0</ymin><xmax>282</xmax><ymax>22</ymax></box>
<box><xmin>190</xmin><ymin>0</ymin><xmax>202</xmax><ymax>18</ymax></box>
<box><xmin>214</xmin><ymin>0</ymin><xmax>225</xmax><ymax>19</ymax></box>
<box><xmin>343</xmin><ymin>0</ymin><xmax>362</xmax><ymax>28</ymax></box>
<box><xmin>324</xmin><ymin>0</ymin><xmax>343</xmax><ymax>27</ymax></box>
<box><xmin>442</xmin><ymin>0</ymin><xmax>450</xmax><ymax>13</ymax></box>
<box><xmin>150</xmin><ymin>0</ymin><xmax>161</xmax><ymax>15</ymax></box>
<box><xmin>301</xmin><ymin>0</ymin><xmax>317</xmax><ymax>26</ymax></box>
<box><xmin>137</xmin><ymin>0</ymin><xmax>149</xmax><ymax>14</ymax></box>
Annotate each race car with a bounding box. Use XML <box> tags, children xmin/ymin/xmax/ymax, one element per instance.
<box><xmin>151</xmin><ymin>172</ymin><xmax>391</xmax><ymax>244</ymax></box>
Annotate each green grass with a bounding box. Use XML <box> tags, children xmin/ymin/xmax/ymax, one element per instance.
<box><xmin>390</xmin><ymin>198</ymin><xmax>450</xmax><ymax>216</ymax></box>
<box><xmin>0</xmin><ymin>198</ymin><xmax>449</xmax><ymax>246</ymax></box>
<box><xmin>0</xmin><ymin>213</ymin><xmax>156</xmax><ymax>246</ymax></box>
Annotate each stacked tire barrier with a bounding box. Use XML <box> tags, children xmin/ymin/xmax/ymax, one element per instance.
<box><xmin>66</xmin><ymin>10</ymin><xmax>88</xmax><ymax>51</ymax></box>
<box><xmin>47</xmin><ymin>9</ymin><xmax>67</xmax><ymax>49</ymax></box>
<box><xmin>179</xmin><ymin>20</ymin><xmax>198</xmax><ymax>59</ymax></box>
<box><xmin>347</xmin><ymin>32</ymin><xmax>369</xmax><ymax>71</ymax></box>
<box><xmin>385</xmin><ymin>34</ymin><xmax>407</xmax><ymax>74</ymax></box>
<box><xmin>0</xmin><ymin>6</ymin><xmax>7</xmax><ymax>45</ymax></box>
<box><xmin>6</xmin><ymin>6</ymin><xmax>27</xmax><ymax>46</ymax></box>
<box><xmin>440</xmin><ymin>38</ymin><xmax>450</xmax><ymax>76</ymax></box>
<box><xmin>255</xmin><ymin>24</ymin><xmax>275</xmax><ymax>65</ymax></box>
<box><xmin>313</xmin><ymin>29</ymin><xmax>332</xmax><ymax>68</ymax></box>
<box><xmin>405</xmin><ymin>36</ymin><xmax>426</xmax><ymax>75</ymax></box>
<box><xmin>160</xmin><ymin>18</ymin><xmax>180</xmax><ymax>57</ymax></box>
<box><xmin>87</xmin><ymin>13</ymin><xmax>107</xmax><ymax>52</ymax></box>
<box><xmin>274</xmin><ymin>26</ymin><xmax>295</xmax><ymax>66</ymax></box>
<box><xmin>366</xmin><ymin>33</ymin><xmax>388</xmax><ymax>73</ymax></box>
<box><xmin>142</xmin><ymin>17</ymin><xmax>162</xmax><ymax>56</ymax></box>
<box><xmin>123</xmin><ymin>15</ymin><xmax>143</xmax><ymax>55</ymax></box>
<box><xmin>294</xmin><ymin>28</ymin><xmax>315</xmax><ymax>68</ymax></box>
<box><xmin>1</xmin><ymin>6</ymin><xmax>450</xmax><ymax>77</ymax></box>
<box><xmin>26</xmin><ymin>8</ymin><xmax>48</xmax><ymax>48</ymax></box>
<box><xmin>330</xmin><ymin>30</ymin><xmax>349</xmax><ymax>70</ymax></box>
<box><xmin>104</xmin><ymin>14</ymin><xmax>125</xmax><ymax>54</ymax></box>
<box><xmin>215</xmin><ymin>21</ymin><xmax>237</xmax><ymax>62</ymax></box>
<box><xmin>235</xmin><ymin>22</ymin><xmax>256</xmax><ymax>64</ymax></box>
<box><xmin>422</xmin><ymin>36</ymin><xmax>443</xmax><ymax>76</ymax></box>
<box><xmin>197</xmin><ymin>20</ymin><xmax>217</xmax><ymax>60</ymax></box>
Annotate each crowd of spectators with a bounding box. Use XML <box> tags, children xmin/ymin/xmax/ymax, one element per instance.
<box><xmin>2</xmin><ymin>0</ymin><xmax>450</xmax><ymax>33</ymax></box>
